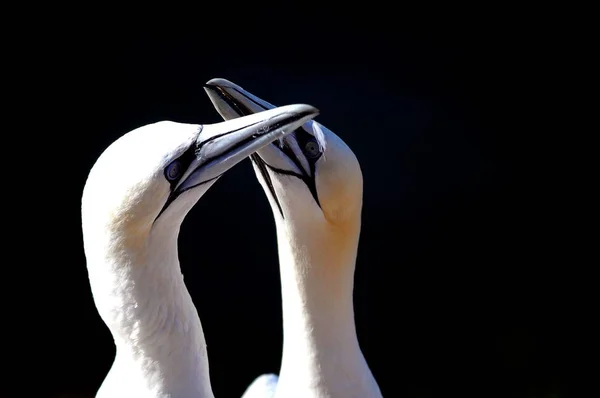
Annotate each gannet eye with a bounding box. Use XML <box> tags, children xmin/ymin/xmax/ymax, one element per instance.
<box><xmin>165</xmin><ymin>160</ymin><xmax>183</xmax><ymax>181</ymax></box>
<box><xmin>304</xmin><ymin>139</ymin><xmax>321</xmax><ymax>159</ymax></box>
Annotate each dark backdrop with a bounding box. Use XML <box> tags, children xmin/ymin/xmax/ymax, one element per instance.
<box><xmin>13</xmin><ymin>14</ymin><xmax>568</xmax><ymax>398</ymax></box>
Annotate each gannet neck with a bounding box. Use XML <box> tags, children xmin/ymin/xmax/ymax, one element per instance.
<box><xmin>84</xmin><ymin>223</ymin><xmax>214</xmax><ymax>398</ymax></box>
<box><xmin>275</xmin><ymin>218</ymin><xmax>382</xmax><ymax>398</ymax></box>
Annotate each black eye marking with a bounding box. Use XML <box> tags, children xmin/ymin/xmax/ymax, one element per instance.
<box><xmin>154</xmin><ymin>144</ymin><xmax>200</xmax><ymax>223</ymax></box>
<box><xmin>210</xmin><ymin>85</ymin><xmax>323</xmax><ymax>214</ymax></box>
<box><xmin>165</xmin><ymin>160</ymin><xmax>182</xmax><ymax>181</ymax></box>
<box><xmin>163</xmin><ymin>145</ymin><xmax>197</xmax><ymax>190</ymax></box>
<box><xmin>303</xmin><ymin>139</ymin><xmax>321</xmax><ymax>159</ymax></box>
<box><xmin>265</xmin><ymin>128</ymin><xmax>321</xmax><ymax>213</ymax></box>
<box><xmin>294</xmin><ymin>129</ymin><xmax>323</xmax><ymax>163</ymax></box>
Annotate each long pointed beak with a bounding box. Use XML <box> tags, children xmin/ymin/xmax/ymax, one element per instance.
<box><xmin>203</xmin><ymin>78</ymin><xmax>275</xmax><ymax>120</ymax></box>
<box><xmin>174</xmin><ymin>103</ymin><xmax>318</xmax><ymax>194</ymax></box>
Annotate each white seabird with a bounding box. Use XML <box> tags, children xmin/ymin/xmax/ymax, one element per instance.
<box><xmin>204</xmin><ymin>79</ymin><xmax>383</xmax><ymax>398</ymax></box>
<box><xmin>81</xmin><ymin>104</ymin><xmax>319</xmax><ymax>398</ymax></box>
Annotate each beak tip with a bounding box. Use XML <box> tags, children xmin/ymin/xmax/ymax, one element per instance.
<box><xmin>296</xmin><ymin>104</ymin><xmax>320</xmax><ymax>119</ymax></box>
<box><xmin>205</xmin><ymin>78</ymin><xmax>233</xmax><ymax>88</ymax></box>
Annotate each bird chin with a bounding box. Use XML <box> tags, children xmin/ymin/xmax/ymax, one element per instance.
<box><xmin>157</xmin><ymin>182</ymin><xmax>216</xmax><ymax>227</ymax></box>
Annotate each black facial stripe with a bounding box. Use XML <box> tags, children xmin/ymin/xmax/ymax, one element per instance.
<box><xmin>263</xmin><ymin>159</ymin><xmax>321</xmax><ymax>209</ymax></box>
<box><xmin>210</xmin><ymin>88</ymin><xmax>286</xmax><ymax>217</ymax></box>
<box><xmin>207</xmin><ymin>84</ymin><xmax>322</xmax><ymax>209</ymax></box>
<box><xmin>226</xmin><ymin>86</ymin><xmax>322</xmax><ymax>164</ymax></box>
<box><xmin>155</xmin><ymin>106</ymin><xmax>309</xmax><ymax>223</ymax></box>
<box><xmin>222</xmin><ymin>86</ymin><xmax>322</xmax><ymax>169</ymax></box>
<box><xmin>156</xmin><ymin>141</ymin><xmax>202</xmax><ymax>223</ymax></box>
<box><xmin>277</xmin><ymin>142</ymin><xmax>306</xmax><ymax>174</ymax></box>
<box><xmin>154</xmin><ymin>121</ymin><xmax>260</xmax><ymax>224</ymax></box>
<box><xmin>283</xmin><ymin>129</ymin><xmax>323</xmax><ymax>165</ymax></box>
<box><xmin>164</xmin><ymin>144</ymin><xmax>197</xmax><ymax>190</ymax></box>
<box><xmin>155</xmin><ymin>174</ymin><xmax>222</xmax><ymax>222</ymax></box>
<box><xmin>251</xmin><ymin>153</ymin><xmax>284</xmax><ymax>218</ymax></box>
<box><xmin>252</xmin><ymin>151</ymin><xmax>321</xmax><ymax>211</ymax></box>
<box><xmin>159</xmin><ymin>120</ymin><xmax>263</xmax><ymax>218</ymax></box>
<box><xmin>269</xmin><ymin>129</ymin><xmax>321</xmax><ymax>208</ymax></box>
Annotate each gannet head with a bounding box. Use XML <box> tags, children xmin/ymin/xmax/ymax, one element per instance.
<box><xmin>204</xmin><ymin>79</ymin><xmax>362</xmax><ymax>233</ymax></box>
<box><xmin>81</xmin><ymin>104</ymin><xmax>320</xmax><ymax>253</ymax></box>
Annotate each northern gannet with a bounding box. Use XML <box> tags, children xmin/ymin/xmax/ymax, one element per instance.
<box><xmin>81</xmin><ymin>104</ymin><xmax>319</xmax><ymax>398</ymax></box>
<box><xmin>204</xmin><ymin>79</ymin><xmax>383</xmax><ymax>398</ymax></box>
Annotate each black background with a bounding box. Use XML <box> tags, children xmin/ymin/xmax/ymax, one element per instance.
<box><xmin>11</xmin><ymin>11</ymin><xmax>570</xmax><ymax>398</ymax></box>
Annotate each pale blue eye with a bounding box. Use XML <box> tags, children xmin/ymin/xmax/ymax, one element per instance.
<box><xmin>304</xmin><ymin>140</ymin><xmax>321</xmax><ymax>158</ymax></box>
<box><xmin>165</xmin><ymin>160</ymin><xmax>182</xmax><ymax>181</ymax></box>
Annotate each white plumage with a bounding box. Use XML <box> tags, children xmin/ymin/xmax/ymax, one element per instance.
<box><xmin>205</xmin><ymin>79</ymin><xmax>383</xmax><ymax>398</ymax></box>
<box><xmin>81</xmin><ymin>105</ymin><xmax>318</xmax><ymax>398</ymax></box>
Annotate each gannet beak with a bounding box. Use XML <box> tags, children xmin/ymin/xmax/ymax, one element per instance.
<box><xmin>203</xmin><ymin>78</ymin><xmax>275</xmax><ymax>119</ymax></box>
<box><xmin>174</xmin><ymin>103</ymin><xmax>318</xmax><ymax>195</ymax></box>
